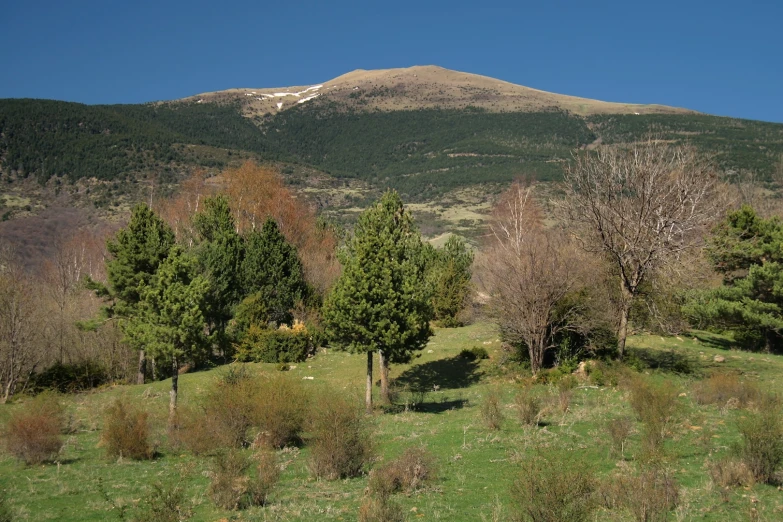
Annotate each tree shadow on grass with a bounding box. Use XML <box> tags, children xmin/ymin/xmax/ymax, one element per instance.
<box><xmin>691</xmin><ymin>331</ymin><xmax>736</xmax><ymax>351</ymax></box>
<box><xmin>393</xmin><ymin>355</ymin><xmax>483</xmax><ymax>392</ymax></box>
<box><xmin>629</xmin><ymin>347</ymin><xmax>700</xmax><ymax>375</ymax></box>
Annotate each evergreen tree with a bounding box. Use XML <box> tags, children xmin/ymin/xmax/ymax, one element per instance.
<box><xmin>430</xmin><ymin>235</ymin><xmax>474</xmax><ymax>327</ymax></box>
<box><xmin>122</xmin><ymin>246</ymin><xmax>211</xmax><ymax>423</ymax></box>
<box><xmin>87</xmin><ymin>204</ymin><xmax>175</xmax><ymax>384</ymax></box>
<box><xmin>685</xmin><ymin>206</ymin><xmax>783</xmax><ymax>352</ymax></box>
<box><xmin>240</xmin><ymin>218</ymin><xmax>308</xmax><ymax>327</ymax></box>
<box><xmin>323</xmin><ymin>190</ymin><xmax>432</xmax><ymax>412</ymax></box>
<box><xmin>192</xmin><ymin>195</ymin><xmax>244</xmax><ymax>353</ymax></box>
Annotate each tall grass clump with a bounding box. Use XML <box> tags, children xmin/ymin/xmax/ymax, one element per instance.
<box><xmin>208</xmin><ymin>449</ymin><xmax>280</xmax><ymax>510</ymax></box>
<box><xmin>606</xmin><ymin>417</ymin><xmax>634</xmax><ymax>458</ymax></box>
<box><xmin>252</xmin><ymin>374</ymin><xmax>310</xmax><ymax>448</ymax></box>
<box><xmin>308</xmin><ymin>391</ymin><xmax>374</xmax><ymax>480</ymax></box>
<box><xmin>481</xmin><ymin>388</ymin><xmax>504</xmax><ymax>430</ymax></box>
<box><xmin>734</xmin><ymin>398</ymin><xmax>783</xmax><ymax>484</ymax></box>
<box><xmin>369</xmin><ymin>446</ymin><xmax>438</xmax><ymax>495</ymax></box>
<box><xmin>509</xmin><ymin>451</ymin><xmax>596</xmax><ymax>522</ymax></box>
<box><xmin>4</xmin><ymin>392</ymin><xmax>65</xmax><ymax>465</ymax></box>
<box><xmin>101</xmin><ymin>397</ymin><xmax>154</xmax><ymax>460</ymax></box>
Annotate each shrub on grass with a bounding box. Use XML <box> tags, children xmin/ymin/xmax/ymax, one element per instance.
<box><xmin>735</xmin><ymin>403</ymin><xmax>783</xmax><ymax>484</ymax></box>
<box><xmin>606</xmin><ymin>417</ymin><xmax>634</xmax><ymax>458</ymax></box>
<box><xmin>308</xmin><ymin>392</ymin><xmax>373</xmax><ymax>480</ymax></box>
<box><xmin>481</xmin><ymin>389</ymin><xmax>504</xmax><ymax>430</ymax></box>
<box><xmin>134</xmin><ymin>480</ymin><xmax>192</xmax><ymax>522</ymax></box>
<box><xmin>556</xmin><ymin>376</ymin><xmax>576</xmax><ymax>413</ymax></box>
<box><xmin>709</xmin><ymin>456</ymin><xmax>755</xmax><ymax>488</ymax></box>
<box><xmin>459</xmin><ymin>347</ymin><xmax>489</xmax><ymax>361</ymax></box>
<box><xmin>514</xmin><ymin>388</ymin><xmax>541</xmax><ymax>426</ymax></box>
<box><xmin>692</xmin><ymin>373</ymin><xmax>760</xmax><ymax>409</ymax></box>
<box><xmin>101</xmin><ymin>398</ymin><xmax>154</xmax><ymax>460</ymax></box>
<box><xmin>369</xmin><ymin>446</ymin><xmax>438</xmax><ymax>495</ymax></box>
<box><xmin>602</xmin><ymin>467</ymin><xmax>679</xmax><ymax>522</ymax></box>
<box><xmin>358</xmin><ymin>494</ymin><xmax>405</xmax><ymax>522</ymax></box>
<box><xmin>509</xmin><ymin>451</ymin><xmax>596</xmax><ymax>522</ymax></box>
<box><xmin>4</xmin><ymin>393</ymin><xmax>65</xmax><ymax>465</ymax></box>
<box><xmin>208</xmin><ymin>450</ymin><xmax>280</xmax><ymax>510</ymax></box>
<box><xmin>627</xmin><ymin>376</ymin><xmax>679</xmax><ymax>460</ymax></box>
<box><xmin>252</xmin><ymin>374</ymin><xmax>310</xmax><ymax>449</ymax></box>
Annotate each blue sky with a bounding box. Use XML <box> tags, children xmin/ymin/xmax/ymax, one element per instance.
<box><xmin>1</xmin><ymin>0</ymin><xmax>781</xmax><ymax>122</ymax></box>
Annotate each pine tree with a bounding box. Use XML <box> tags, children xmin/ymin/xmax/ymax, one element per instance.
<box><xmin>323</xmin><ymin>191</ymin><xmax>432</xmax><ymax>412</ymax></box>
<box><xmin>87</xmin><ymin>204</ymin><xmax>175</xmax><ymax>384</ymax></box>
<box><xmin>430</xmin><ymin>235</ymin><xmax>473</xmax><ymax>327</ymax></box>
<box><xmin>122</xmin><ymin>246</ymin><xmax>211</xmax><ymax>424</ymax></box>
<box><xmin>685</xmin><ymin>206</ymin><xmax>783</xmax><ymax>352</ymax></box>
<box><xmin>240</xmin><ymin>218</ymin><xmax>308</xmax><ymax>327</ymax></box>
<box><xmin>192</xmin><ymin>195</ymin><xmax>244</xmax><ymax>354</ymax></box>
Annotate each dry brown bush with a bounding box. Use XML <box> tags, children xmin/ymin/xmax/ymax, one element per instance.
<box><xmin>709</xmin><ymin>456</ymin><xmax>755</xmax><ymax>488</ymax></box>
<box><xmin>735</xmin><ymin>402</ymin><xmax>783</xmax><ymax>484</ymax></box>
<box><xmin>606</xmin><ymin>417</ymin><xmax>634</xmax><ymax>457</ymax></box>
<box><xmin>692</xmin><ymin>373</ymin><xmax>761</xmax><ymax>409</ymax></box>
<box><xmin>514</xmin><ymin>388</ymin><xmax>541</xmax><ymax>426</ymax></box>
<box><xmin>208</xmin><ymin>449</ymin><xmax>280</xmax><ymax>510</ymax></box>
<box><xmin>308</xmin><ymin>392</ymin><xmax>373</xmax><ymax>480</ymax></box>
<box><xmin>369</xmin><ymin>446</ymin><xmax>437</xmax><ymax>496</ymax></box>
<box><xmin>251</xmin><ymin>374</ymin><xmax>310</xmax><ymax>449</ymax></box>
<box><xmin>4</xmin><ymin>393</ymin><xmax>64</xmax><ymax>465</ymax></box>
<box><xmin>509</xmin><ymin>450</ymin><xmax>596</xmax><ymax>522</ymax></box>
<box><xmin>600</xmin><ymin>467</ymin><xmax>679</xmax><ymax>522</ymax></box>
<box><xmin>101</xmin><ymin>397</ymin><xmax>154</xmax><ymax>460</ymax></box>
<box><xmin>358</xmin><ymin>494</ymin><xmax>405</xmax><ymax>522</ymax></box>
<box><xmin>481</xmin><ymin>388</ymin><xmax>504</xmax><ymax>431</ymax></box>
<box><xmin>627</xmin><ymin>376</ymin><xmax>679</xmax><ymax>461</ymax></box>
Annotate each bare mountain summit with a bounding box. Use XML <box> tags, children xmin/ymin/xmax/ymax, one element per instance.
<box><xmin>184</xmin><ymin>65</ymin><xmax>694</xmax><ymax>117</ymax></box>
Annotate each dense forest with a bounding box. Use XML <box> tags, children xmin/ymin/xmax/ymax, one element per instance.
<box><xmin>1</xmin><ymin>98</ymin><xmax>782</xmax><ymax>200</ymax></box>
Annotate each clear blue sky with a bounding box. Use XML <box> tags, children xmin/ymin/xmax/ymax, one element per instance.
<box><xmin>2</xmin><ymin>0</ymin><xmax>781</xmax><ymax>122</ymax></box>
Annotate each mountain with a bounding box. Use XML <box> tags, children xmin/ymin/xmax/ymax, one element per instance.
<box><xmin>1</xmin><ymin>66</ymin><xmax>782</xmax><ymax>230</ymax></box>
<box><xmin>185</xmin><ymin>65</ymin><xmax>695</xmax><ymax>117</ymax></box>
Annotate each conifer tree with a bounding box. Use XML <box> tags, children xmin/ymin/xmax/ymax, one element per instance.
<box><xmin>323</xmin><ymin>191</ymin><xmax>432</xmax><ymax>412</ymax></box>
<box><xmin>122</xmin><ymin>246</ymin><xmax>211</xmax><ymax>424</ymax></box>
<box><xmin>240</xmin><ymin>218</ymin><xmax>308</xmax><ymax>327</ymax></box>
<box><xmin>192</xmin><ymin>195</ymin><xmax>244</xmax><ymax>353</ymax></box>
<box><xmin>87</xmin><ymin>204</ymin><xmax>175</xmax><ymax>384</ymax></box>
<box><xmin>685</xmin><ymin>206</ymin><xmax>783</xmax><ymax>352</ymax></box>
<box><xmin>430</xmin><ymin>235</ymin><xmax>474</xmax><ymax>327</ymax></box>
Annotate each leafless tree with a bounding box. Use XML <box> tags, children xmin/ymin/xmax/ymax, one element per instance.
<box><xmin>0</xmin><ymin>252</ymin><xmax>46</xmax><ymax>402</ymax></box>
<box><xmin>480</xmin><ymin>183</ymin><xmax>590</xmax><ymax>374</ymax></box>
<box><xmin>561</xmin><ymin>139</ymin><xmax>722</xmax><ymax>358</ymax></box>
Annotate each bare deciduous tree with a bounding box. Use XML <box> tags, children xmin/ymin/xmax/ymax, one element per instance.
<box><xmin>561</xmin><ymin>140</ymin><xmax>722</xmax><ymax>358</ymax></box>
<box><xmin>480</xmin><ymin>183</ymin><xmax>589</xmax><ymax>374</ymax></box>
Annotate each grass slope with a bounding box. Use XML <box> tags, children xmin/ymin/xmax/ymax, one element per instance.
<box><xmin>2</xmin><ymin>322</ymin><xmax>783</xmax><ymax>521</ymax></box>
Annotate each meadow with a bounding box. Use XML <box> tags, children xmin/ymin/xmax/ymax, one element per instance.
<box><xmin>1</xmin><ymin>321</ymin><xmax>782</xmax><ymax>521</ymax></box>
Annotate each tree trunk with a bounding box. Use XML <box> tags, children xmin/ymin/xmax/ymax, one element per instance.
<box><xmin>378</xmin><ymin>349</ymin><xmax>391</xmax><ymax>405</ymax></box>
<box><xmin>365</xmin><ymin>351</ymin><xmax>373</xmax><ymax>414</ymax></box>
<box><xmin>169</xmin><ymin>356</ymin><xmax>179</xmax><ymax>426</ymax></box>
<box><xmin>136</xmin><ymin>349</ymin><xmax>146</xmax><ymax>385</ymax></box>
<box><xmin>529</xmin><ymin>336</ymin><xmax>545</xmax><ymax>376</ymax></box>
<box><xmin>617</xmin><ymin>301</ymin><xmax>631</xmax><ymax>361</ymax></box>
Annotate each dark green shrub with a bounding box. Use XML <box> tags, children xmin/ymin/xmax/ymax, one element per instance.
<box><xmin>510</xmin><ymin>451</ymin><xmax>595</xmax><ymax>522</ymax></box>
<box><xmin>101</xmin><ymin>398</ymin><xmax>154</xmax><ymax>460</ymax></box>
<box><xmin>4</xmin><ymin>393</ymin><xmax>65</xmax><ymax>465</ymax></box>
<box><xmin>235</xmin><ymin>325</ymin><xmax>314</xmax><ymax>363</ymax></box>
<box><xmin>308</xmin><ymin>392</ymin><xmax>373</xmax><ymax>480</ymax></box>
<box><xmin>31</xmin><ymin>361</ymin><xmax>110</xmax><ymax>392</ymax></box>
<box><xmin>459</xmin><ymin>346</ymin><xmax>489</xmax><ymax>361</ymax></box>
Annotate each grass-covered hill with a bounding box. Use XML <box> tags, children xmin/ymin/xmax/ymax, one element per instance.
<box><xmin>2</xmin><ymin>66</ymin><xmax>783</xmax><ymax>204</ymax></box>
<box><xmin>2</xmin><ymin>322</ymin><xmax>783</xmax><ymax>520</ymax></box>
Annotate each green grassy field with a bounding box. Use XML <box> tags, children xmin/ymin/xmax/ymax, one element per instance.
<box><xmin>1</xmin><ymin>322</ymin><xmax>782</xmax><ymax>521</ymax></box>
